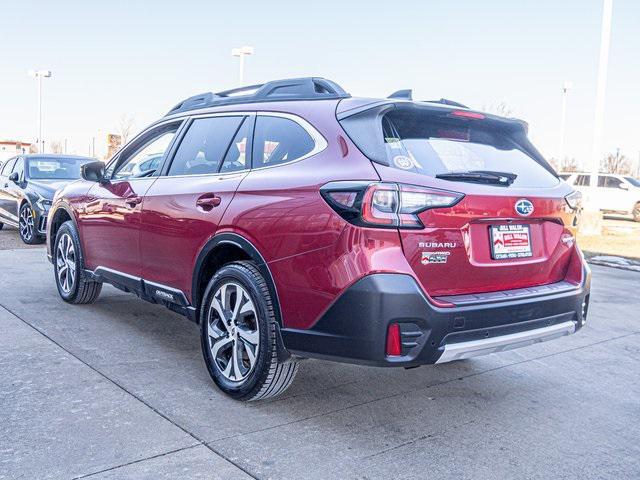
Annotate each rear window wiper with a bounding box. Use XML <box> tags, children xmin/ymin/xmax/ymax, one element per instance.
<box><xmin>435</xmin><ymin>170</ymin><xmax>517</xmax><ymax>186</ymax></box>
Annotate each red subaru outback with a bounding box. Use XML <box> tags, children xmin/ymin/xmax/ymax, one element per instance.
<box><xmin>47</xmin><ymin>78</ymin><xmax>590</xmax><ymax>401</ymax></box>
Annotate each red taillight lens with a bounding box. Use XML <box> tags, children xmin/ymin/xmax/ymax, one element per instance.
<box><xmin>363</xmin><ymin>183</ymin><xmax>463</xmax><ymax>228</ymax></box>
<box><xmin>386</xmin><ymin>323</ymin><xmax>402</xmax><ymax>356</ymax></box>
<box><xmin>321</xmin><ymin>181</ymin><xmax>463</xmax><ymax>229</ymax></box>
<box><xmin>362</xmin><ymin>184</ymin><xmax>399</xmax><ymax>226</ymax></box>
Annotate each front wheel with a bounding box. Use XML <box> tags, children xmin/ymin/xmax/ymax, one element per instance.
<box><xmin>53</xmin><ymin>221</ymin><xmax>102</xmax><ymax>304</ymax></box>
<box><xmin>19</xmin><ymin>203</ymin><xmax>44</xmax><ymax>244</ymax></box>
<box><xmin>200</xmin><ymin>261</ymin><xmax>298</xmax><ymax>401</ymax></box>
<box><xmin>633</xmin><ymin>203</ymin><xmax>640</xmax><ymax>222</ymax></box>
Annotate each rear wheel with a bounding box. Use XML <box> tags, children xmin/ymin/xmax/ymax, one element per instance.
<box><xmin>633</xmin><ymin>203</ymin><xmax>640</xmax><ymax>222</ymax></box>
<box><xmin>53</xmin><ymin>221</ymin><xmax>102</xmax><ymax>304</ymax></box>
<box><xmin>19</xmin><ymin>203</ymin><xmax>44</xmax><ymax>244</ymax></box>
<box><xmin>200</xmin><ymin>261</ymin><xmax>298</xmax><ymax>401</ymax></box>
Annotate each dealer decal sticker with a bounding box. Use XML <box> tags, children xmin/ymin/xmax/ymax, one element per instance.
<box><xmin>393</xmin><ymin>155</ymin><xmax>414</xmax><ymax>170</ymax></box>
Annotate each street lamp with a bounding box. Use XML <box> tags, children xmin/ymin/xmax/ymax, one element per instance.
<box><xmin>588</xmin><ymin>0</ymin><xmax>613</xmax><ymax>206</ymax></box>
<box><xmin>559</xmin><ymin>81</ymin><xmax>573</xmax><ymax>167</ymax></box>
<box><xmin>28</xmin><ymin>69</ymin><xmax>52</xmax><ymax>154</ymax></box>
<box><xmin>231</xmin><ymin>46</ymin><xmax>254</xmax><ymax>86</ymax></box>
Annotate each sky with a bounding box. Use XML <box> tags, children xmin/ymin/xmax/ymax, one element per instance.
<box><xmin>1</xmin><ymin>0</ymin><xmax>638</xmax><ymax>169</ymax></box>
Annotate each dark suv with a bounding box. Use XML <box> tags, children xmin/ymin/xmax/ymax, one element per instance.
<box><xmin>1</xmin><ymin>154</ymin><xmax>94</xmax><ymax>244</ymax></box>
<box><xmin>47</xmin><ymin>78</ymin><xmax>590</xmax><ymax>401</ymax></box>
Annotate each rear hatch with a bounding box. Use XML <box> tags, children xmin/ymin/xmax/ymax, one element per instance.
<box><xmin>338</xmin><ymin>101</ymin><xmax>580</xmax><ymax>297</ymax></box>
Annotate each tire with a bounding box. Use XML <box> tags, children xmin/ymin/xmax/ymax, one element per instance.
<box><xmin>53</xmin><ymin>221</ymin><xmax>102</xmax><ymax>304</ymax></box>
<box><xmin>200</xmin><ymin>261</ymin><xmax>298</xmax><ymax>401</ymax></box>
<box><xmin>633</xmin><ymin>203</ymin><xmax>640</xmax><ymax>222</ymax></box>
<box><xmin>0</xmin><ymin>222</ymin><xmax>3</xmax><ymax>230</ymax></box>
<box><xmin>19</xmin><ymin>203</ymin><xmax>44</xmax><ymax>244</ymax></box>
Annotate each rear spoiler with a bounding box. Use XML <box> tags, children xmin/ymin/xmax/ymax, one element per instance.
<box><xmin>337</xmin><ymin>101</ymin><xmax>556</xmax><ymax>177</ymax></box>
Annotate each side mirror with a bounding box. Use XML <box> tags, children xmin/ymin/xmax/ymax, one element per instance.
<box><xmin>8</xmin><ymin>172</ymin><xmax>19</xmax><ymax>183</ymax></box>
<box><xmin>620</xmin><ymin>182</ymin><xmax>629</xmax><ymax>190</ymax></box>
<box><xmin>81</xmin><ymin>161</ymin><xmax>108</xmax><ymax>184</ymax></box>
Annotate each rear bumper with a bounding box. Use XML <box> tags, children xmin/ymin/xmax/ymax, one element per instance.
<box><xmin>280</xmin><ymin>267</ymin><xmax>590</xmax><ymax>367</ymax></box>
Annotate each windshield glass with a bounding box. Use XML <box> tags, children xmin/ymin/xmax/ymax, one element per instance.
<box><xmin>379</xmin><ymin>110</ymin><xmax>558</xmax><ymax>188</ymax></box>
<box><xmin>624</xmin><ymin>177</ymin><xmax>640</xmax><ymax>187</ymax></box>
<box><xmin>27</xmin><ymin>157</ymin><xmax>91</xmax><ymax>180</ymax></box>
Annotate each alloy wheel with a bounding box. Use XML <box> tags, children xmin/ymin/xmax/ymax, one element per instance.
<box><xmin>207</xmin><ymin>282</ymin><xmax>259</xmax><ymax>382</ymax></box>
<box><xmin>56</xmin><ymin>233</ymin><xmax>77</xmax><ymax>294</ymax></box>
<box><xmin>19</xmin><ymin>206</ymin><xmax>35</xmax><ymax>241</ymax></box>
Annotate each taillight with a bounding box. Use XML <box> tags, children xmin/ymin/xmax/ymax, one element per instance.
<box><xmin>321</xmin><ymin>181</ymin><xmax>463</xmax><ymax>229</ymax></box>
<box><xmin>564</xmin><ymin>190</ymin><xmax>582</xmax><ymax>211</ymax></box>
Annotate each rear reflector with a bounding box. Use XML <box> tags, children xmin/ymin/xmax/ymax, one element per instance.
<box><xmin>386</xmin><ymin>323</ymin><xmax>402</xmax><ymax>356</ymax></box>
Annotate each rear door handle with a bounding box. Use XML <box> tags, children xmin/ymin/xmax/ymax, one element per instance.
<box><xmin>196</xmin><ymin>194</ymin><xmax>221</xmax><ymax>211</ymax></box>
<box><xmin>125</xmin><ymin>195</ymin><xmax>142</xmax><ymax>207</ymax></box>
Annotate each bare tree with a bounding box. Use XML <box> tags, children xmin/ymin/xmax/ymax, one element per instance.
<box><xmin>116</xmin><ymin>114</ymin><xmax>136</xmax><ymax>145</ymax></box>
<box><xmin>561</xmin><ymin>157</ymin><xmax>579</xmax><ymax>172</ymax></box>
<box><xmin>481</xmin><ymin>101</ymin><xmax>513</xmax><ymax>117</ymax></box>
<box><xmin>50</xmin><ymin>140</ymin><xmax>64</xmax><ymax>154</ymax></box>
<box><xmin>601</xmin><ymin>150</ymin><xmax>630</xmax><ymax>174</ymax></box>
<box><xmin>548</xmin><ymin>157</ymin><xmax>560</xmax><ymax>171</ymax></box>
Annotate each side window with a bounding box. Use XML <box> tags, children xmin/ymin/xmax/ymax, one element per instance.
<box><xmin>1</xmin><ymin>158</ymin><xmax>16</xmax><ymax>176</ymax></box>
<box><xmin>12</xmin><ymin>158</ymin><xmax>24</xmax><ymax>180</ymax></box>
<box><xmin>576</xmin><ymin>175</ymin><xmax>590</xmax><ymax>186</ymax></box>
<box><xmin>219</xmin><ymin>118</ymin><xmax>251</xmax><ymax>173</ymax></box>
<box><xmin>168</xmin><ymin>116</ymin><xmax>245</xmax><ymax>176</ymax></box>
<box><xmin>604</xmin><ymin>177</ymin><xmax>623</xmax><ymax>189</ymax></box>
<box><xmin>252</xmin><ymin>116</ymin><xmax>315</xmax><ymax>168</ymax></box>
<box><xmin>110</xmin><ymin>123</ymin><xmax>180</xmax><ymax>180</ymax></box>
<box><xmin>597</xmin><ymin>176</ymin><xmax>606</xmax><ymax>187</ymax></box>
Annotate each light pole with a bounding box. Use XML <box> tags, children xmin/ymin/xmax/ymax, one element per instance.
<box><xmin>28</xmin><ymin>69</ymin><xmax>52</xmax><ymax>154</ymax></box>
<box><xmin>588</xmin><ymin>0</ymin><xmax>613</xmax><ymax>206</ymax></box>
<box><xmin>231</xmin><ymin>46</ymin><xmax>254</xmax><ymax>86</ymax></box>
<box><xmin>559</xmin><ymin>81</ymin><xmax>573</xmax><ymax>169</ymax></box>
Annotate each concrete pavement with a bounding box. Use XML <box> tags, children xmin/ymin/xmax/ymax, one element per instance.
<box><xmin>1</xmin><ymin>247</ymin><xmax>639</xmax><ymax>479</ymax></box>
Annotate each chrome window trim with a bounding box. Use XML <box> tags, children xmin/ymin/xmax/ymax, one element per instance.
<box><xmin>105</xmin><ymin>118</ymin><xmax>186</xmax><ymax>175</ymax></box>
<box><xmin>252</xmin><ymin>111</ymin><xmax>328</xmax><ymax>169</ymax></box>
<box><xmin>157</xmin><ymin>110</ymin><xmax>327</xmax><ymax>178</ymax></box>
<box><xmin>153</xmin><ymin>171</ymin><xmax>248</xmax><ymax>181</ymax></box>
<box><xmin>161</xmin><ymin>113</ymin><xmax>253</xmax><ymax>178</ymax></box>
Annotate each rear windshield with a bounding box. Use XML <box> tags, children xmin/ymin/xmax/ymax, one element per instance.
<box><xmin>341</xmin><ymin>107</ymin><xmax>559</xmax><ymax>188</ymax></box>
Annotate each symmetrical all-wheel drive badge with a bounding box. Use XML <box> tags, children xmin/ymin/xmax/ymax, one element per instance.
<box><xmin>421</xmin><ymin>251</ymin><xmax>450</xmax><ymax>264</ymax></box>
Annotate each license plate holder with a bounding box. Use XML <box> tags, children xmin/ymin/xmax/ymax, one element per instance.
<box><xmin>489</xmin><ymin>224</ymin><xmax>532</xmax><ymax>260</ymax></box>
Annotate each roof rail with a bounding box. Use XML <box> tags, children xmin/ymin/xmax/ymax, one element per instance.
<box><xmin>166</xmin><ymin>77</ymin><xmax>350</xmax><ymax>116</ymax></box>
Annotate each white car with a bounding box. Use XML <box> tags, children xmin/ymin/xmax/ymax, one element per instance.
<box><xmin>560</xmin><ymin>172</ymin><xmax>640</xmax><ymax>221</ymax></box>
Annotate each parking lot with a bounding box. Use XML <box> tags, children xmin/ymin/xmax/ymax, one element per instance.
<box><xmin>1</xmin><ymin>229</ymin><xmax>639</xmax><ymax>480</ymax></box>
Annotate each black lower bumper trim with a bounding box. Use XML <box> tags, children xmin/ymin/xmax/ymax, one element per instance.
<box><xmin>280</xmin><ymin>270</ymin><xmax>590</xmax><ymax>367</ymax></box>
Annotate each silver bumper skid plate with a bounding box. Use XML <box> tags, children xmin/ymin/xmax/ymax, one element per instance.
<box><xmin>436</xmin><ymin>320</ymin><xmax>576</xmax><ymax>363</ymax></box>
